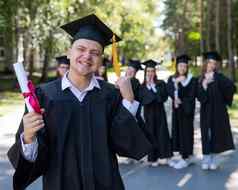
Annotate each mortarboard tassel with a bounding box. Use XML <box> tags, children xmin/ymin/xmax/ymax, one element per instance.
<box><xmin>112</xmin><ymin>34</ymin><xmax>121</xmax><ymax>77</ymax></box>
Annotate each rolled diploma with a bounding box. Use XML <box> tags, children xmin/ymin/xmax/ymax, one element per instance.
<box><xmin>13</xmin><ymin>62</ymin><xmax>34</xmax><ymax>112</ymax></box>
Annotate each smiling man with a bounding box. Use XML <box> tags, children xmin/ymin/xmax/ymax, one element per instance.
<box><xmin>8</xmin><ymin>14</ymin><xmax>151</xmax><ymax>190</ymax></box>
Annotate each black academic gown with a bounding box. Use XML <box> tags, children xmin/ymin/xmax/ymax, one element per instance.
<box><xmin>197</xmin><ymin>72</ymin><xmax>236</xmax><ymax>155</ymax></box>
<box><xmin>167</xmin><ymin>75</ymin><xmax>197</xmax><ymax>159</ymax></box>
<box><xmin>7</xmin><ymin>79</ymin><xmax>152</xmax><ymax>190</ymax></box>
<box><xmin>130</xmin><ymin>77</ymin><xmax>141</xmax><ymax>101</ymax></box>
<box><xmin>139</xmin><ymin>80</ymin><xmax>172</xmax><ymax>161</ymax></box>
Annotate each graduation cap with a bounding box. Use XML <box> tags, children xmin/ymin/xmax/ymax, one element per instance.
<box><xmin>128</xmin><ymin>59</ymin><xmax>143</xmax><ymax>71</ymax></box>
<box><xmin>203</xmin><ymin>51</ymin><xmax>221</xmax><ymax>61</ymax></box>
<box><xmin>176</xmin><ymin>54</ymin><xmax>191</xmax><ymax>65</ymax></box>
<box><xmin>60</xmin><ymin>14</ymin><xmax>121</xmax><ymax>48</ymax></box>
<box><xmin>142</xmin><ymin>59</ymin><xmax>159</xmax><ymax>68</ymax></box>
<box><xmin>55</xmin><ymin>55</ymin><xmax>70</xmax><ymax>65</ymax></box>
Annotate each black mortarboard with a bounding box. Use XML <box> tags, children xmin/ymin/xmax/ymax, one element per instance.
<box><xmin>176</xmin><ymin>54</ymin><xmax>191</xmax><ymax>65</ymax></box>
<box><xmin>55</xmin><ymin>55</ymin><xmax>70</xmax><ymax>65</ymax></box>
<box><xmin>203</xmin><ymin>51</ymin><xmax>221</xmax><ymax>61</ymax></box>
<box><xmin>60</xmin><ymin>14</ymin><xmax>121</xmax><ymax>47</ymax></box>
<box><xmin>142</xmin><ymin>59</ymin><xmax>159</xmax><ymax>68</ymax></box>
<box><xmin>128</xmin><ymin>59</ymin><xmax>142</xmax><ymax>71</ymax></box>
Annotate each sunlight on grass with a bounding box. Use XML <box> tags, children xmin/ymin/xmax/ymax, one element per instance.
<box><xmin>0</xmin><ymin>91</ymin><xmax>24</xmax><ymax>117</ymax></box>
<box><xmin>229</xmin><ymin>94</ymin><xmax>238</xmax><ymax>128</ymax></box>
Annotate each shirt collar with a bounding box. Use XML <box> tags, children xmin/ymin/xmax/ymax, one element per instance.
<box><xmin>181</xmin><ymin>73</ymin><xmax>193</xmax><ymax>87</ymax></box>
<box><xmin>172</xmin><ymin>73</ymin><xmax>193</xmax><ymax>87</ymax></box>
<box><xmin>61</xmin><ymin>72</ymin><xmax>101</xmax><ymax>92</ymax></box>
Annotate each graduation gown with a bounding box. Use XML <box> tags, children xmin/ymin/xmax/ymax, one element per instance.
<box><xmin>139</xmin><ymin>80</ymin><xmax>172</xmax><ymax>161</ymax></box>
<box><xmin>130</xmin><ymin>77</ymin><xmax>141</xmax><ymax>101</ymax></box>
<box><xmin>197</xmin><ymin>72</ymin><xmax>236</xmax><ymax>154</ymax></box>
<box><xmin>167</xmin><ymin>75</ymin><xmax>197</xmax><ymax>158</ymax></box>
<box><xmin>7</xmin><ymin>79</ymin><xmax>152</xmax><ymax>190</ymax></box>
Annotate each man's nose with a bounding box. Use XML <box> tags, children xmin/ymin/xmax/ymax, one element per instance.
<box><xmin>82</xmin><ymin>51</ymin><xmax>92</xmax><ymax>60</ymax></box>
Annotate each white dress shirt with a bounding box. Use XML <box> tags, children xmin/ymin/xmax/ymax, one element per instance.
<box><xmin>172</xmin><ymin>73</ymin><xmax>193</xmax><ymax>97</ymax></box>
<box><xmin>21</xmin><ymin>73</ymin><xmax>139</xmax><ymax>161</ymax></box>
<box><xmin>146</xmin><ymin>83</ymin><xmax>157</xmax><ymax>93</ymax></box>
<box><xmin>180</xmin><ymin>73</ymin><xmax>193</xmax><ymax>87</ymax></box>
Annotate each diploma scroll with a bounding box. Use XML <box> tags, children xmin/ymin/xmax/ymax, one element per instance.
<box><xmin>13</xmin><ymin>62</ymin><xmax>42</xmax><ymax>114</ymax></box>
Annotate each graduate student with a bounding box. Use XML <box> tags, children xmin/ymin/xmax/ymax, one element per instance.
<box><xmin>138</xmin><ymin>60</ymin><xmax>172</xmax><ymax>166</ymax></box>
<box><xmin>8</xmin><ymin>14</ymin><xmax>151</xmax><ymax>190</ymax></box>
<box><xmin>167</xmin><ymin>54</ymin><xmax>197</xmax><ymax>169</ymax></box>
<box><xmin>125</xmin><ymin>59</ymin><xmax>143</xmax><ymax>101</ymax></box>
<box><xmin>197</xmin><ymin>51</ymin><xmax>236</xmax><ymax>170</ymax></box>
<box><xmin>55</xmin><ymin>55</ymin><xmax>70</xmax><ymax>78</ymax></box>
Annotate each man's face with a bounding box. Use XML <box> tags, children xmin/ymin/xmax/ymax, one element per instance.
<box><xmin>57</xmin><ymin>63</ymin><xmax>69</xmax><ymax>77</ymax></box>
<box><xmin>125</xmin><ymin>66</ymin><xmax>137</xmax><ymax>78</ymax></box>
<box><xmin>177</xmin><ymin>63</ymin><xmax>188</xmax><ymax>76</ymax></box>
<box><xmin>67</xmin><ymin>39</ymin><xmax>103</xmax><ymax>77</ymax></box>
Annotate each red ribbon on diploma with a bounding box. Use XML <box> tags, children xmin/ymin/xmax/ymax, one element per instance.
<box><xmin>22</xmin><ymin>80</ymin><xmax>42</xmax><ymax>114</ymax></box>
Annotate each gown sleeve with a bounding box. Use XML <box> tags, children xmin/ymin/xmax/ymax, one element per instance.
<box><xmin>217</xmin><ymin>73</ymin><xmax>237</xmax><ymax>106</ymax></box>
<box><xmin>110</xmin><ymin>89</ymin><xmax>152</xmax><ymax>160</ymax></box>
<box><xmin>7</xmin><ymin>87</ymin><xmax>49</xmax><ymax>190</ymax></box>
<box><xmin>166</xmin><ymin>76</ymin><xmax>175</xmax><ymax>99</ymax></box>
<box><xmin>155</xmin><ymin>81</ymin><xmax>168</xmax><ymax>103</ymax></box>
<box><xmin>131</xmin><ymin>78</ymin><xmax>141</xmax><ymax>101</ymax></box>
<box><xmin>196</xmin><ymin>77</ymin><xmax>209</xmax><ymax>104</ymax></box>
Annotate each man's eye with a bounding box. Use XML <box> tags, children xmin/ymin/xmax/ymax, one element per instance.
<box><xmin>91</xmin><ymin>51</ymin><xmax>100</xmax><ymax>57</ymax></box>
<box><xmin>77</xmin><ymin>47</ymin><xmax>85</xmax><ymax>52</ymax></box>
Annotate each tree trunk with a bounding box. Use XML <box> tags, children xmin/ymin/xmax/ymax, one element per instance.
<box><xmin>199</xmin><ymin>0</ymin><xmax>205</xmax><ymax>55</ymax></box>
<box><xmin>206</xmin><ymin>0</ymin><xmax>213</xmax><ymax>51</ymax></box>
<box><xmin>28</xmin><ymin>48</ymin><xmax>35</xmax><ymax>79</ymax></box>
<box><xmin>176</xmin><ymin>0</ymin><xmax>188</xmax><ymax>55</ymax></box>
<box><xmin>215</xmin><ymin>0</ymin><xmax>221</xmax><ymax>53</ymax></box>
<box><xmin>3</xmin><ymin>14</ymin><xmax>16</xmax><ymax>73</ymax></box>
<box><xmin>40</xmin><ymin>31</ymin><xmax>54</xmax><ymax>82</ymax></box>
<box><xmin>40</xmin><ymin>49</ymin><xmax>49</xmax><ymax>82</ymax></box>
<box><xmin>227</xmin><ymin>0</ymin><xmax>236</xmax><ymax>81</ymax></box>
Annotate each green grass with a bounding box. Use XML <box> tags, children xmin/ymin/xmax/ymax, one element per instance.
<box><xmin>229</xmin><ymin>93</ymin><xmax>238</xmax><ymax>128</ymax></box>
<box><xmin>0</xmin><ymin>91</ymin><xmax>24</xmax><ymax>117</ymax></box>
<box><xmin>0</xmin><ymin>77</ymin><xmax>16</xmax><ymax>91</ymax></box>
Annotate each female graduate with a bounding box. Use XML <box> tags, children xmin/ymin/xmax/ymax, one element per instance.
<box><xmin>197</xmin><ymin>51</ymin><xmax>236</xmax><ymax>170</ymax></box>
<box><xmin>125</xmin><ymin>59</ymin><xmax>142</xmax><ymax>101</ymax></box>
<box><xmin>123</xmin><ymin>59</ymin><xmax>143</xmax><ymax>164</ymax></box>
<box><xmin>139</xmin><ymin>60</ymin><xmax>172</xmax><ymax>166</ymax></box>
<box><xmin>167</xmin><ymin>54</ymin><xmax>197</xmax><ymax>169</ymax></box>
